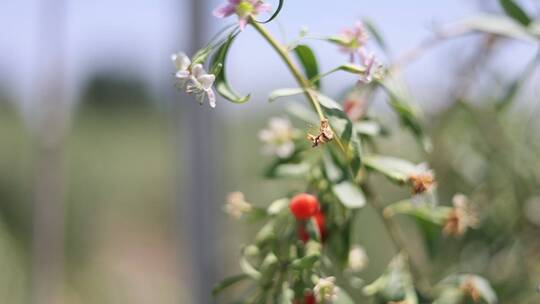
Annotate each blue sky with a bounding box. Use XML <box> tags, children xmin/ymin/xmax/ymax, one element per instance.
<box><xmin>1</xmin><ymin>0</ymin><xmax>538</xmax><ymax>113</ymax></box>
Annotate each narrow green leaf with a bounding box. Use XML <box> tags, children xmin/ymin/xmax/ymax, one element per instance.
<box><xmin>333</xmin><ymin>181</ymin><xmax>366</xmax><ymax>209</ymax></box>
<box><xmin>210</xmin><ymin>34</ymin><xmax>251</xmax><ymax>103</ymax></box>
<box><xmin>455</xmin><ymin>15</ymin><xmax>537</xmax><ymax>42</ymax></box>
<box><xmin>268</xmin><ymin>87</ymin><xmax>304</xmax><ymax>102</ymax></box>
<box><xmin>354</xmin><ymin>120</ymin><xmax>383</xmax><ymax>136</ymax></box>
<box><xmin>212</xmin><ymin>274</ymin><xmax>249</xmax><ymax>296</ymax></box>
<box><xmin>384</xmin><ymin>200</ymin><xmax>451</xmax><ymax>225</ymax></box>
<box><xmin>363</xmin><ymin>155</ymin><xmax>417</xmax><ymax>183</ymax></box>
<box><xmin>294</xmin><ymin>44</ymin><xmax>321</xmax><ymax>88</ymax></box>
<box><xmin>499</xmin><ymin>0</ymin><xmax>532</xmax><ymax>26</ymax></box>
<box><xmin>286</xmin><ymin>103</ymin><xmax>319</xmax><ymax>124</ymax></box>
<box><xmin>265</xmin><ymin>162</ymin><xmax>310</xmax><ymax>179</ymax></box>
<box><xmin>335</xmin><ymin>289</ymin><xmax>355</xmax><ymax>304</ymax></box>
<box><xmin>363</xmin><ymin>18</ymin><xmax>390</xmax><ymax>53</ymax></box>
<box><xmin>291</xmin><ymin>254</ymin><xmax>320</xmax><ymax>270</ymax></box>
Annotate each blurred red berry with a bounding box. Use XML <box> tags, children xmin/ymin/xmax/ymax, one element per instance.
<box><xmin>297</xmin><ymin>224</ymin><xmax>310</xmax><ymax>243</ymax></box>
<box><xmin>304</xmin><ymin>293</ymin><xmax>317</xmax><ymax>304</ymax></box>
<box><xmin>290</xmin><ymin>193</ymin><xmax>319</xmax><ymax>220</ymax></box>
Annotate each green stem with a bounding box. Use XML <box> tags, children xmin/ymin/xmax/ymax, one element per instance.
<box><xmin>250</xmin><ymin>19</ymin><xmax>325</xmax><ymax>121</ymax></box>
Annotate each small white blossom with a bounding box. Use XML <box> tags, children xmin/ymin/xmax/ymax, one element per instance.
<box><xmin>224</xmin><ymin>191</ymin><xmax>252</xmax><ymax>219</ymax></box>
<box><xmin>185</xmin><ymin>64</ymin><xmax>217</xmax><ymax>108</ymax></box>
<box><xmin>172</xmin><ymin>53</ymin><xmax>217</xmax><ymax>108</ymax></box>
<box><xmin>348</xmin><ymin>245</ymin><xmax>369</xmax><ymax>272</ymax></box>
<box><xmin>314</xmin><ymin>276</ymin><xmax>339</xmax><ymax>302</ymax></box>
<box><xmin>172</xmin><ymin>52</ymin><xmax>192</xmax><ymax>87</ymax></box>
<box><xmin>258</xmin><ymin>117</ymin><xmax>300</xmax><ymax>158</ymax></box>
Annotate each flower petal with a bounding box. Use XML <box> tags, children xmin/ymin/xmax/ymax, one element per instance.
<box><xmin>172</xmin><ymin>52</ymin><xmax>191</xmax><ymax>71</ymax></box>
<box><xmin>238</xmin><ymin>17</ymin><xmax>248</xmax><ymax>31</ymax></box>
<box><xmin>213</xmin><ymin>4</ymin><xmax>236</xmax><ymax>18</ymax></box>
<box><xmin>198</xmin><ymin>74</ymin><xmax>215</xmax><ymax>89</ymax></box>
<box><xmin>255</xmin><ymin>3</ymin><xmax>272</xmax><ymax>13</ymax></box>
<box><xmin>207</xmin><ymin>89</ymin><xmax>216</xmax><ymax>108</ymax></box>
<box><xmin>191</xmin><ymin>64</ymin><xmax>205</xmax><ymax>78</ymax></box>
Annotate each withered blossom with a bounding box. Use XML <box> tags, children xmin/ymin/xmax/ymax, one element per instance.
<box><xmin>307</xmin><ymin>119</ymin><xmax>334</xmax><ymax>147</ymax></box>
<box><xmin>443</xmin><ymin>194</ymin><xmax>479</xmax><ymax>237</ymax></box>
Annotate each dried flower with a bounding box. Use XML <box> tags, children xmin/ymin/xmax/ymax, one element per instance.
<box><xmin>348</xmin><ymin>245</ymin><xmax>369</xmax><ymax>272</ymax></box>
<box><xmin>259</xmin><ymin>117</ymin><xmax>300</xmax><ymax>158</ymax></box>
<box><xmin>307</xmin><ymin>119</ymin><xmax>334</xmax><ymax>147</ymax></box>
<box><xmin>460</xmin><ymin>276</ymin><xmax>481</xmax><ymax>302</ymax></box>
<box><xmin>172</xmin><ymin>54</ymin><xmax>217</xmax><ymax>108</ymax></box>
<box><xmin>314</xmin><ymin>276</ymin><xmax>339</xmax><ymax>302</ymax></box>
<box><xmin>213</xmin><ymin>0</ymin><xmax>272</xmax><ymax>31</ymax></box>
<box><xmin>443</xmin><ymin>194</ymin><xmax>479</xmax><ymax>237</ymax></box>
<box><xmin>224</xmin><ymin>191</ymin><xmax>252</xmax><ymax>219</ymax></box>
<box><xmin>408</xmin><ymin>163</ymin><xmax>436</xmax><ymax>195</ymax></box>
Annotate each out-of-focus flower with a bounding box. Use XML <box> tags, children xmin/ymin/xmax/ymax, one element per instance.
<box><xmin>408</xmin><ymin>163</ymin><xmax>436</xmax><ymax>195</ymax></box>
<box><xmin>348</xmin><ymin>245</ymin><xmax>369</xmax><ymax>272</ymax></box>
<box><xmin>307</xmin><ymin>119</ymin><xmax>334</xmax><ymax>147</ymax></box>
<box><xmin>358</xmin><ymin>50</ymin><xmax>384</xmax><ymax>84</ymax></box>
<box><xmin>338</xmin><ymin>22</ymin><xmax>369</xmax><ymax>62</ymax></box>
<box><xmin>213</xmin><ymin>0</ymin><xmax>272</xmax><ymax>31</ymax></box>
<box><xmin>443</xmin><ymin>194</ymin><xmax>479</xmax><ymax>237</ymax></box>
<box><xmin>314</xmin><ymin>276</ymin><xmax>339</xmax><ymax>302</ymax></box>
<box><xmin>224</xmin><ymin>191</ymin><xmax>252</xmax><ymax>219</ymax></box>
<box><xmin>259</xmin><ymin>117</ymin><xmax>300</xmax><ymax>158</ymax></box>
<box><xmin>343</xmin><ymin>93</ymin><xmax>366</xmax><ymax>121</ymax></box>
<box><xmin>460</xmin><ymin>276</ymin><xmax>481</xmax><ymax>302</ymax></box>
<box><xmin>172</xmin><ymin>54</ymin><xmax>217</xmax><ymax>108</ymax></box>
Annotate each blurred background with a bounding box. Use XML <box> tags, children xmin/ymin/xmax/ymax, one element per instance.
<box><xmin>1</xmin><ymin>0</ymin><xmax>540</xmax><ymax>303</ymax></box>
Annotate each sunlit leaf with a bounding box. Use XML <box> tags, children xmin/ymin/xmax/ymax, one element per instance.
<box><xmin>268</xmin><ymin>87</ymin><xmax>304</xmax><ymax>102</ymax></box>
<box><xmin>363</xmin><ymin>155</ymin><xmax>417</xmax><ymax>183</ymax></box>
<box><xmin>239</xmin><ymin>257</ymin><xmax>261</xmax><ymax>280</ymax></box>
<box><xmin>332</xmin><ymin>181</ymin><xmax>366</xmax><ymax>209</ymax></box>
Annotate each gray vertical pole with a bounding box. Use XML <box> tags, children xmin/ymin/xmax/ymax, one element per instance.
<box><xmin>173</xmin><ymin>0</ymin><xmax>219</xmax><ymax>303</ymax></box>
<box><xmin>31</xmin><ymin>0</ymin><xmax>68</xmax><ymax>303</ymax></box>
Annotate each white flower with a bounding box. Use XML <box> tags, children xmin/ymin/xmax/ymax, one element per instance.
<box><xmin>224</xmin><ymin>191</ymin><xmax>252</xmax><ymax>219</ymax></box>
<box><xmin>171</xmin><ymin>53</ymin><xmax>217</xmax><ymax>108</ymax></box>
<box><xmin>258</xmin><ymin>117</ymin><xmax>300</xmax><ymax>158</ymax></box>
<box><xmin>314</xmin><ymin>276</ymin><xmax>339</xmax><ymax>302</ymax></box>
<box><xmin>185</xmin><ymin>64</ymin><xmax>217</xmax><ymax>108</ymax></box>
<box><xmin>172</xmin><ymin>52</ymin><xmax>191</xmax><ymax>87</ymax></box>
<box><xmin>348</xmin><ymin>245</ymin><xmax>369</xmax><ymax>272</ymax></box>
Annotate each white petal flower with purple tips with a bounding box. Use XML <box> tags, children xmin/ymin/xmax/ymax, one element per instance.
<box><xmin>213</xmin><ymin>0</ymin><xmax>272</xmax><ymax>31</ymax></box>
<box><xmin>358</xmin><ymin>50</ymin><xmax>384</xmax><ymax>84</ymax></box>
<box><xmin>172</xmin><ymin>53</ymin><xmax>217</xmax><ymax>108</ymax></box>
<box><xmin>185</xmin><ymin>64</ymin><xmax>217</xmax><ymax>108</ymax></box>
